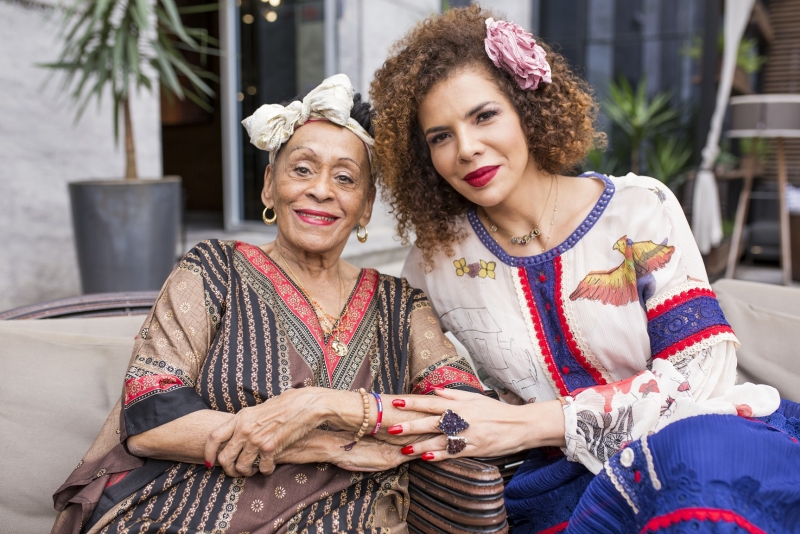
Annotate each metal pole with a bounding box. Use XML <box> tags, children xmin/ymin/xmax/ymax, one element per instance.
<box><xmin>777</xmin><ymin>138</ymin><xmax>793</xmax><ymax>286</ymax></box>
<box><xmin>324</xmin><ymin>0</ymin><xmax>338</xmax><ymax>77</ymax></box>
<box><xmin>220</xmin><ymin>0</ymin><xmax>244</xmax><ymax>231</ymax></box>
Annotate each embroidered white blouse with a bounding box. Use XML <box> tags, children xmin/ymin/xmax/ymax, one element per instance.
<box><xmin>402</xmin><ymin>173</ymin><xmax>779</xmax><ymax>474</ymax></box>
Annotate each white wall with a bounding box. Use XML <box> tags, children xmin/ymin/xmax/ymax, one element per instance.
<box><xmin>478</xmin><ymin>0</ymin><xmax>533</xmax><ymax>29</ymax></box>
<box><xmin>336</xmin><ymin>0</ymin><xmax>440</xmax><ymax>234</ymax></box>
<box><xmin>337</xmin><ymin>0</ymin><xmax>440</xmax><ymax>97</ymax></box>
<box><xmin>0</xmin><ymin>2</ymin><xmax>162</xmax><ymax>312</ymax></box>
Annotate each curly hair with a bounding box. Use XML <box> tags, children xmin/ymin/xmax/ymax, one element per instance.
<box><xmin>370</xmin><ymin>5</ymin><xmax>605</xmax><ymax>264</ymax></box>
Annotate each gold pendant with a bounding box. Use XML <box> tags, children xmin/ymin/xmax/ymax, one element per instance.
<box><xmin>331</xmin><ymin>339</ymin><xmax>349</xmax><ymax>357</ymax></box>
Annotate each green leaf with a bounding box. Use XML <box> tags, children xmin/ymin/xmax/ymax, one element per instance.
<box><xmin>160</xmin><ymin>0</ymin><xmax>195</xmax><ymax>46</ymax></box>
<box><xmin>178</xmin><ymin>3</ymin><xmax>219</xmax><ymax>14</ymax></box>
<box><xmin>151</xmin><ymin>41</ymin><xmax>184</xmax><ymax>98</ymax></box>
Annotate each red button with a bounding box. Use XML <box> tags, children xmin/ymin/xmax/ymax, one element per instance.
<box><xmin>555</xmin><ymin>335</ymin><xmax>561</xmax><ymax>343</ymax></box>
<box><xmin>561</xmin><ymin>366</ymin><xmax>570</xmax><ymax>374</ymax></box>
<box><xmin>539</xmin><ymin>274</ymin><xmax>546</xmax><ymax>283</ymax></box>
<box><xmin>634</xmin><ymin>470</ymin><xmax>642</xmax><ymax>483</ymax></box>
<box><xmin>545</xmin><ymin>303</ymin><xmax>551</xmax><ymax>311</ymax></box>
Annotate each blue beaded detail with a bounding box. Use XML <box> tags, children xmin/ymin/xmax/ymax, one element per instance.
<box><xmin>467</xmin><ymin>172</ymin><xmax>615</xmax><ymax>267</ymax></box>
<box><xmin>647</xmin><ymin>296</ymin><xmax>732</xmax><ymax>358</ymax></box>
<box><xmin>524</xmin><ymin>263</ymin><xmax>599</xmax><ymax>393</ymax></box>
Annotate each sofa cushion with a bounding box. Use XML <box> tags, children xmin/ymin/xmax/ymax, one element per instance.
<box><xmin>2</xmin><ymin>315</ymin><xmax>145</xmax><ymax>338</ymax></box>
<box><xmin>0</xmin><ymin>323</ymin><xmax>135</xmax><ymax>534</ymax></box>
<box><xmin>713</xmin><ymin>279</ymin><xmax>800</xmax><ymax>402</ymax></box>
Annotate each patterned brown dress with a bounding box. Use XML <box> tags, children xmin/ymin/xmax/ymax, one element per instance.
<box><xmin>51</xmin><ymin>240</ymin><xmax>481</xmax><ymax>534</ymax></box>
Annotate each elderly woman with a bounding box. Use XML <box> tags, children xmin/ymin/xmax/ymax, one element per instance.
<box><xmin>51</xmin><ymin>74</ymin><xmax>481</xmax><ymax>534</ymax></box>
<box><xmin>369</xmin><ymin>7</ymin><xmax>800</xmax><ymax>534</ymax></box>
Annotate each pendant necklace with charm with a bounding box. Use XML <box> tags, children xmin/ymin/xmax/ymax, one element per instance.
<box><xmin>484</xmin><ymin>174</ymin><xmax>558</xmax><ymax>251</ymax></box>
<box><xmin>277</xmin><ymin>249</ymin><xmax>350</xmax><ymax>357</ymax></box>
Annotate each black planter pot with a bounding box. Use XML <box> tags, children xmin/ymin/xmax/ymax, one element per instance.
<box><xmin>69</xmin><ymin>177</ymin><xmax>182</xmax><ymax>294</ymax></box>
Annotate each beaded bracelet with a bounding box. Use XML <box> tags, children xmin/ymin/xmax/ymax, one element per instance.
<box><xmin>342</xmin><ymin>388</ymin><xmax>371</xmax><ymax>451</ymax></box>
<box><xmin>370</xmin><ymin>392</ymin><xmax>383</xmax><ymax>436</ymax></box>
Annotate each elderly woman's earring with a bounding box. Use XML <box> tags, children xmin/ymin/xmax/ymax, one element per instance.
<box><xmin>262</xmin><ymin>207</ymin><xmax>277</xmax><ymax>225</ymax></box>
<box><xmin>357</xmin><ymin>225</ymin><xmax>368</xmax><ymax>243</ymax></box>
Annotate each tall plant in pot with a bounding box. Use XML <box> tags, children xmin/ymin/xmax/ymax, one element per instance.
<box><xmin>43</xmin><ymin>0</ymin><xmax>216</xmax><ymax>293</ymax></box>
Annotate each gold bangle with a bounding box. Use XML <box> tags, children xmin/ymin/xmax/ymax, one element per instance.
<box><xmin>342</xmin><ymin>388</ymin><xmax>371</xmax><ymax>451</ymax></box>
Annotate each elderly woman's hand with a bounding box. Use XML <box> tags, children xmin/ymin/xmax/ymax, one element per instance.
<box><xmin>270</xmin><ymin>430</ymin><xmax>407</xmax><ymax>473</ymax></box>
<box><xmin>204</xmin><ymin>387</ymin><xmax>337</xmax><ymax>477</ymax></box>
<box><xmin>388</xmin><ymin>388</ymin><xmax>567</xmax><ymax>461</ymax></box>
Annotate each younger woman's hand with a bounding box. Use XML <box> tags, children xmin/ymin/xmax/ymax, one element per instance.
<box><xmin>388</xmin><ymin>388</ymin><xmax>567</xmax><ymax>462</ymax></box>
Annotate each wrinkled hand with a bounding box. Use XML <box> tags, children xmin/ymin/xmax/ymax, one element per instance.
<box><xmin>331</xmin><ymin>436</ymin><xmax>408</xmax><ymax>472</ymax></box>
<box><xmin>391</xmin><ymin>388</ymin><xmax>566</xmax><ymax>461</ymax></box>
<box><xmin>204</xmin><ymin>388</ymin><xmax>326</xmax><ymax>477</ymax></box>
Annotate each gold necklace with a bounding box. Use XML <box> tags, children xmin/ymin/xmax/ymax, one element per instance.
<box><xmin>485</xmin><ymin>175</ymin><xmax>559</xmax><ymax>252</ymax></box>
<box><xmin>277</xmin><ymin>248</ymin><xmax>350</xmax><ymax>357</ymax></box>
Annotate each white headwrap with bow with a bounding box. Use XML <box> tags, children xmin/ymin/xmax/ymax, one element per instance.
<box><xmin>241</xmin><ymin>74</ymin><xmax>374</xmax><ymax>167</ymax></box>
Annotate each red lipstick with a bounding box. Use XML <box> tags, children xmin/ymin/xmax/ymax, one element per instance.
<box><xmin>463</xmin><ymin>166</ymin><xmax>499</xmax><ymax>188</ymax></box>
<box><xmin>294</xmin><ymin>209</ymin><xmax>339</xmax><ymax>226</ymax></box>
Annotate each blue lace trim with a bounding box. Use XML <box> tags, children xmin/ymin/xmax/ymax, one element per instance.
<box><xmin>524</xmin><ymin>262</ymin><xmax>600</xmax><ymax>393</ymax></box>
<box><xmin>647</xmin><ymin>295</ymin><xmax>732</xmax><ymax>357</ymax></box>
<box><xmin>467</xmin><ymin>173</ymin><xmax>615</xmax><ymax>267</ymax></box>
<box><xmin>568</xmin><ymin>408</ymin><xmax>800</xmax><ymax>533</ymax></box>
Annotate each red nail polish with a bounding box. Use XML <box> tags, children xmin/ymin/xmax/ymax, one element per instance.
<box><xmin>392</xmin><ymin>399</ymin><xmax>406</xmax><ymax>408</ymax></box>
<box><xmin>388</xmin><ymin>425</ymin><xmax>403</xmax><ymax>435</ymax></box>
<box><xmin>421</xmin><ymin>452</ymin><xmax>435</xmax><ymax>461</ymax></box>
<box><xmin>205</xmin><ymin>461</ymin><xmax>212</xmax><ymax>469</ymax></box>
<box><xmin>401</xmin><ymin>445</ymin><xmax>414</xmax><ymax>455</ymax></box>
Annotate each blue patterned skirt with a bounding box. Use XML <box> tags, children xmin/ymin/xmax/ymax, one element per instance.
<box><xmin>505</xmin><ymin>400</ymin><xmax>800</xmax><ymax>533</ymax></box>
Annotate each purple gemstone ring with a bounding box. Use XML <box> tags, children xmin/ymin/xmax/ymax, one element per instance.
<box><xmin>446</xmin><ymin>436</ymin><xmax>468</xmax><ymax>455</ymax></box>
<box><xmin>437</xmin><ymin>409</ymin><xmax>469</xmax><ymax>436</ymax></box>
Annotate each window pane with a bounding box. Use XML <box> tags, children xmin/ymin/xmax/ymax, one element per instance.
<box><xmin>238</xmin><ymin>0</ymin><xmax>326</xmax><ymax>221</ymax></box>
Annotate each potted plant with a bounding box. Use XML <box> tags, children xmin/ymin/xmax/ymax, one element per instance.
<box><xmin>43</xmin><ymin>0</ymin><xmax>216</xmax><ymax>293</ymax></box>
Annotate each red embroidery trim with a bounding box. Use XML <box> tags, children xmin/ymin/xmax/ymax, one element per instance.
<box><xmin>639</xmin><ymin>507</ymin><xmax>766</xmax><ymax>534</ymax></box>
<box><xmin>236</xmin><ymin>242</ymin><xmax>379</xmax><ymax>384</ymax></box>
<box><xmin>124</xmin><ymin>374</ymin><xmax>185</xmax><ymax>405</ymax></box>
<box><xmin>412</xmin><ymin>367</ymin><xmax>483</xmax><ymax>395</ymax></box>
<box><xmin>537</xmin><ymin>521</ymin><xmax>569</xmax><ymax>534</ymax></box>
<box><xmin>519</xmin><ymin>267</ymin><xmax>569</xmax><ymax>397</ymax></box>
<box><xmin>652</xmin><ymin>324</ymin><xmax>735</xmax><ymax>360</ymax></box>
<box><xmin>646</xmin><ymin>288</ymin><xmax>716</xmax><ymax>320</ymax></box>
<box><xmin>554</xmin><ymin>256</ymin><xmax>607</xmax><ymax>386</ymax></box>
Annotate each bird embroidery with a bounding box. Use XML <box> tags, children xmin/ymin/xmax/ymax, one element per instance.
<box><xmin>569</xmin><ymin>235</ymin><xmax>675</xmax><ymax>308</ymax></box>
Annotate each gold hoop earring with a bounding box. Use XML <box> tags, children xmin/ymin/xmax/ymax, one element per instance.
<box><xmin>356</xmin><ymin>225</ymin><xmax>368</xmax><ymax>243</ymax></box>
<box><xmin>262</xmin><ymin>207</ymin><xmax>277</xmax><ymax>225</ymax></box>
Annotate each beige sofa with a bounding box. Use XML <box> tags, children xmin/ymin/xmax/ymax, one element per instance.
<box><xmin>0</xmin><ymin>280</ymin><xmax>798</xmax><ymax>534</ymax></box>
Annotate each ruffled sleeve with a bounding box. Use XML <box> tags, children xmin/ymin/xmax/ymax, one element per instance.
<box><xmin>562</xmin><ymin>180</ymin><xmax>780</xmax><ymax>474</ymax></box>
<box><xmin>121</xmin><ymin>240</ymin><xmax>231</xmax><ymax>438</ymax></box>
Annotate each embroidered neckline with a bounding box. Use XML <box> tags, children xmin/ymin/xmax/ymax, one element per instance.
<box><xmin>253</xmin><ymin>245</ymin><xmax>366</xmax><ymax>340</ymax></box>
<box><xmin>467</xmin><ymin>172</ymin><xmax>615</xmax><ymax>267</ymax></box>
<box><xmin>256</xmin><ymin>246</ymin><xmax>366</xmax><ymax>336</ymax></box>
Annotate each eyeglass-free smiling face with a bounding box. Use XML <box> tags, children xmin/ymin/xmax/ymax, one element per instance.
<box><xmin>418</xmin><ymin>67</ymin><xmax>536</xmax><ymax>209</ymax></box>
<box><xmin>261</xmin><ymin>120</ymin><xmax>375</xmax><ymax>257</ymax></box>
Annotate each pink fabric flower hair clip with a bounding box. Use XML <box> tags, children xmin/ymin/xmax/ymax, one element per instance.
<box><xmin>484</xmin><ymin>17</ymin><xmax>552</xmax><ymax>91</ymax></box>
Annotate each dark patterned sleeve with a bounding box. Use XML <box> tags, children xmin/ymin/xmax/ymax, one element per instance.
<box><xmin>406</xmin><ymin>291</ymin><xmax>484</xmax><ymax>395</ymax></box>
<box><xmin>121</xmin><ymin>240</ymin><xmax>231</xmax><ymax>437</ymax></box>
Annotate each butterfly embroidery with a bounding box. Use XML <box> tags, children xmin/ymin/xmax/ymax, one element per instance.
<box><xmin>454</xmin><ymin>258</ymin><xmax>496</xmax><ymax>280</ymax></box>
<box><xmin>569</xmin><ymin>235</ymin><xmax>675</xmax><ymax>308</ymax></box>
